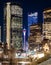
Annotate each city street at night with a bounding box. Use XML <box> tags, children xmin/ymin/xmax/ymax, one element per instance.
<box><xmin>0</xmin><ymin>0</ymin><xmax>51</xmax><ymax>65</ymax></box>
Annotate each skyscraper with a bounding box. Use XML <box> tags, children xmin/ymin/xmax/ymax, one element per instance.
<box><xmin>43</xmin><ymin>8</ymin><xmax>51</xmax><ymax>40</ymax></box>
<box><xmin>0</xmin><ymin>26</ymin><xmax>1</xmax><ymax>42</ymax></box>
<box><xmin>28</xmin><ymin>24</ymin><xmax>41</xmax><ymax>50</ymax></box>
<box><xmin>4</xmin><ymin>2</ymin><xmax>23</xmax><ymax>49</ymax></box>
<box><xmin>28</xmin><ymin>12</ymin><xmax>38</xmax><ymax>37</ymax></box>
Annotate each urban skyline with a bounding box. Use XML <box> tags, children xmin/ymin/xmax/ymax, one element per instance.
<box><xmin>0</xmin><ymin>1</ymin><xmax>51</xmax><ymax>65</ymax></box>
<box><xmin>0</xmin><ymin>1</ymin><xmax>51</xmax><ymax>43</ymax></box>
<box><xmin>0</xmin><ymin>1</ymin><xmax>51</xmax><ymax>42</ymax></box>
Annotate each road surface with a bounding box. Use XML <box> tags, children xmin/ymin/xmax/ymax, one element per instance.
<box><xmin>38</xmin><ymin>58</ymin><xmax>51</xmax><ymax>65</ymax></box>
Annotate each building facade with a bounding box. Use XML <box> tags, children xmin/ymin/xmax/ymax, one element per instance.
<box><xmin>28</xmin><ymin>24</ymin><xmax>42</xmax><ymax>50</ymax></box>
<box><xmin>43</xmin><ymin>9</ymin><xmax>51</xmax><ymax>40</ymax></box>
<box><xmin>0</xmin><ymin>26</ymin><xmax>1</xmax><ymax>42</ymax></box>
<box><xmin>4</xmin><ymin>2</ymin><xmax>23</xmax><ymax>49</ymax></box>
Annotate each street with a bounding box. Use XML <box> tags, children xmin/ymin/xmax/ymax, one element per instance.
<box><xmin>38</xmin><ymin>58</ymin><xmax>51</xmax><ymax>65</ymax></box>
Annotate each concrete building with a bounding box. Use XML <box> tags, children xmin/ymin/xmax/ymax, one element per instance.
<box><xmin>43</xmin><ymin>8</ymin><xmax>51</xmax><ymax>40</ymax></box>
<box><xmin>28</xmin><ymin>24</ymin><xmax>42</xmax><ymax>50</ymax></box>
<box><xmin>4</xmin><ymin>2</ymin><xmax>23</xmax><ymax>49</ymax></box>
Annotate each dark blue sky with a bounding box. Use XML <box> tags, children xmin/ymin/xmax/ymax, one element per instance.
<box><xmin>0</xmin><ymin>0</ymin><xmax>51</xmax><ymax>24</ymax></box>
<box><xmin>0</xmin><ymin>0</ymin><xmax>51</xmax><ymax>41</ymax></box>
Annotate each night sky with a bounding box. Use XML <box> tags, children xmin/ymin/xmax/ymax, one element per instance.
<box><xmin>0</xmin><ymin>0</ymin><xmax>51</xmax><ymax>42</ymax></box>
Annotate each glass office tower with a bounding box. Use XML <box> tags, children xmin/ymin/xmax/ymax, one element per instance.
<box><xmin>4</xmin><ymin>2</ymin><xmax>23</xmax><ymax>49</ymax></box>
<box><xmin>28</xmin><ymin>12</ymin><xmax>39</xmax><ymax>50</ymax></box>
<box><xmin>28</xmin><ymin>12</ymin><xmax>38</xmax><ymax>37</ymax></box>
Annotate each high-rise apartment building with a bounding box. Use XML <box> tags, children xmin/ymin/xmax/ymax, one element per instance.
<box><xmin>4</xmin><ymin>2</ymin><xmax>23</xmax><ymax>49</ymax></box>
<box><xmin>43</xmin><ymin>9</ymin><xmax>51</xmax><ymax>40</ymax></box>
